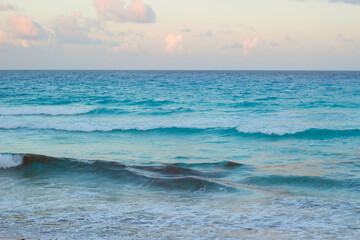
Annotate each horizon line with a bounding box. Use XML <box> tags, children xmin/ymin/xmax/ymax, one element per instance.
<box><xmin>1</xmin><ymin>69</ymin><xmax>360</xmax><ymax>72</ymax></box>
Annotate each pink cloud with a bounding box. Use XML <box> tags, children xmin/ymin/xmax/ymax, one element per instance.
<box><xmin>0</xmin><ymin>30</ymin><xmax>5</xmax><ymax>43</ymax></box>
<box><xmin>93</xmin><ymin>0</ymin><xmax>156</xmax><ymax>23</ymax></box>
<box><xmin>165</xmin><ymin>34</ymin><xmax>183</xmax><ymax>54</ymax></box>
<box><xmin>20</xmin><ymin>40</ymin><xmax>29</xmax><ymax>48</ymax></box>
<box><xmin>242</xmin><ymin>37</ymin><xmax>258</xmax><ymax>55</ymax></box>
<box><xmin>8</xmin><ymin>14</ymin><xmax>46</xmax><ymax>40</ymax></box>
<box><xmin>112</xmin><ymin>38</ymin><xmax>139</xmax><ymax>53</ymax></box>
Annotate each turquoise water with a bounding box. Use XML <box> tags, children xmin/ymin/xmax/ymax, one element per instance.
<box><xmin>1</xmin><ymin>70</ymin><xmax>360</xmax><ymax>239</ymax></box>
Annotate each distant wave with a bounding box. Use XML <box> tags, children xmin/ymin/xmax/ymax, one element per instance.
<box><xmin>234</xmin><ymin>128</ymin><xmax>360</xmax><ymax>138</ymax></box>
<box><xmin>0</xmin><ymin>106</ymin><xmax>98</xmax><ymax>116</ymax></box>
<box><xmin>297</xmin><ymin>101</ymin><xmax>360</xmax><ymax>109</ymax></box>
<box><xmin>218</xmin><ymin>101</ymin><xmax>263</xmax><ymax>108</ymax></box>
<box><xmin>144</xmin><ymin>107</ymin><xmax>195</xmax><ymax>115</ymax></box>
<box><xmin>129</xmin><ymin>99</ymin><xmax>175</xmax><ymax>106</ymax></box>
<box><xmin>0</xmin><ymin>121</ymin><xmax>359</xmax><ymax>139</ymax></box>
<box><xmin>95</xmin><ymin>99</ymin><xmax>176</xmax><ymax>106</ymax></box>
<box><xmin>0</xmin><ymin>106</ymin><xmax>195</xmax><ymax>116</ymax></box>
<box><xmin>0</xmin><ymin>153</ymin><xmax>243</xmax><ymax>192</ymax></box>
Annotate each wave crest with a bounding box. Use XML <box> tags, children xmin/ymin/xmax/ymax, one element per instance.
<box><xmin>0</xmin><ymin>106</ymin><xmax>97</xmax><ymax>116</ymax></box>
<box><xmin>235</xmin><ymin>128</ymin><xmax>360</xmax><ymax>138</ymax></box>
<box><xmin>1</xmin><ymin>120</ymin><xmax>360</xmax><ymax>139</ymax></box>
<box><xmin>0</xmin><ymin>154</ymin><xmax>23</xmax><ymax>169</ymax></box>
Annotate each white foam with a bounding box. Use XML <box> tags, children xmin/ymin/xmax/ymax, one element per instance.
<box><xmin>236</xmin><ymin>126</ymin><xmax>305</xmax><ymax>135</ymax></box>
<box><xmin>0</xmin><ymin>154</ymin><xmax>23</xmax><ymax>169</ymax></box>
<box><xmin>0</xmin><ymin>106</ymin><xmax>96</xmax><ymax>116</ymax></box>
<box><xmin>0</xmin><ymin>117</ymin><xmax>230</xmax><ymax>132</ymax></box>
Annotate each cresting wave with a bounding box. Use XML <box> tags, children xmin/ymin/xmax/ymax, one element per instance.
<box><xmin>0</xmin><ymin>106</ymin><xmax>194</xmax><ymax>116</ymax></box>
<box><xmin>1</xmin><ymin>153</ymin><xmax>358</xmax><ymax>193</ymax></box>
<box><xmin>0</xmin><ymin>153</ymin><xmax>243</xmax><ymax>192</ymax></box>
<box><xmin>0</xmin><ymin>106</ymin><xmax>98</xmax><ymax>116</ymax></box>
<box><xmin>0</xmin><ymin>122</ymin><xmax>360</xmax><ymax>139</ymax></box>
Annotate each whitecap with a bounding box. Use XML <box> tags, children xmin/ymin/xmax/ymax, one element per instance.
<box><xmin>0</xmin><ymin>154</ymin><xmax>23</xmax><ymax>169</ymax></box>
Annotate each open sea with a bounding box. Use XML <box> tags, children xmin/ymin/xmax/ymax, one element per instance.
<box><xmin>1</xmin><ymin>70</ymin><xmax>360</xmax><ymax>239</ymax></box>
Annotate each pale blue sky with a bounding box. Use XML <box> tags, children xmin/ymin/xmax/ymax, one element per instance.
<box><xmin>0</xmin><ymin>0</ymin><xmax>359</xmax><ymax>69</ymax></box>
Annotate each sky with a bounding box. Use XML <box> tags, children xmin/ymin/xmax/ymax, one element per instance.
<box><xmin>0</xmin><ymin>0</ymin><xmax>359</xmax><ymax>70</ymax></box>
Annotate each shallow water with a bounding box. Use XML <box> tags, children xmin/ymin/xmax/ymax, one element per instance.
<box><xmin>1</xmin><ymin>70</ymin><xmax>360</xmax><ymax>239</ymax></box>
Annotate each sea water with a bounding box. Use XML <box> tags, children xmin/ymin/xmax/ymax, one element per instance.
<box><xmin>0</xmin><ymin>70</ymin><xmax>360</xmax><ymax>239</ymax></box>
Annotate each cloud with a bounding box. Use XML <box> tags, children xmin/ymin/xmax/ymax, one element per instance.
<box><xmin>0</xmin><ymin>30</ymin><xmax>5</xmax><ymax>43</ymax></box>
<box><xmin>52</xmin><ymin>12</ymin><xmax>103</xmax><ymax>45</ymax></box>
<box><xmin>224</xmin><ymin>43</ymin><xmax>243</xmax><ymax>49</ymax></box>
<box><xmin>200</xmin><ymin>30</ymin><xmax>213</xmax><ymax>38</ymax></box>
<box><xmin>8</xmin><ymin>14</ymin><xmax>47</xmax><ymax>40</ymax></box>
<box><xmin>165</xmin><ymin>34</ymin><xmax>183</xmax><ymax>54</ymax></box>
<box><xmin>242</xmin><ymin>37</ymin><xmax>258</xmax><ymax>55</ymax></box>
<box><xmin>283</xmin><ymin>35</ymin><xmax>297</xmax><ymax>44</ymax></box>
<box><xmin>262</xmin><ymin>36</ymin><xmax>297</xmax><ymax>48</ymax></box>
<box><xmin>0</xmin><ymin>3</ymin><xmax>19</xmax><ymax>11</ymax></box>
<box><xmin>93</xmin><ymin>0</ymin><xmax>156</xmax><ymax>23</ymax></box>
<box><xmin>217</xmin><ymin>30</ymin><xmax>233</xmax><ymax>35</ymax></box>
<box><xmin>112</xmin><ymin>38</ymin><xmax>139</xmax><ymax>53</ymax></box>
<box><xmin>329</xmin><ymin>0</ymin><xmax>360</xmax><ymax>4</ymax></box>
<box><xmin>224</xmin><ymin>37</ymin><xmax>261</xmax><ymax>54</ymax></box>
<box><xmin>337</xmin><ymin>33</ymin><xmax>353</xmax><ymax>43</ymax></box>
<box><xmin>297</xmin><ymin>0</ymin><xmax>360</xmax><ymax>5</ymax></box>
<box><xmin>20</xmin><ymin>39</ymin><xmax>29</xmax><ymax>48</ymax></box>
<box><xmin>118</xmin><ymin>30</ymin><xmax>144</xmax><ymax>37</ymax></box>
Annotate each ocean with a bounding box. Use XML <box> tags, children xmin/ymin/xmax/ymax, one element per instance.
<box><xmin>1</xmin><ymin>70</ymin><xmax>360</xmax><ymax>239</ymax></box>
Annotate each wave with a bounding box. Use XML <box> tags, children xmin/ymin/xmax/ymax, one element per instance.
<box><xmin>0</xmin><ymin>106</ymin><xmax>98</xmax><ymax>116</ymax></box>
<box><xmin>171</xmin><ymin>161</ymin><xmax>244</xmax><ymax>168</ymax></box>
<box><xmin>93</xmin><ymin>99</ymin><xmax>176</xmax><ymax>106</ymax></box>
<box><xmin>0</xmin><ymin>153</ymin><xmax>23</xmax><ymax>168</ymax></box>
<box><xmin>234</xmin><ymin>128</ymin><xmax>360</xmax><ymax>138</ymax></box>
<box><xmin>218</xmin><ymin>101</ymin><xmax>263</xmax><ymax>108</ymax></box>
<box><xmin>130</xmin><ymin>99</ymin><xmax>174</xmax><ymax>106</ymax></box>
<box><xmin>0</xmin><ymin>121</ymin><xmax>359</xmax><ymax>139</ymax></box>
<box><xmin>298</xmin><ymin>101</ymin><xmax>360</xmax><ymax>109</ymax></box>
<box><xmin>0</xmin><ymin>153</ymin><xmax>243</xmax><ymax>192</ymax></box>
<box><xmin>142</xmin><ymin>107</ymin><xmax>195</xmax><ymax>115</ymax></box>
<box><xmin>0</xmin><ymin>106</ymin><xmax>195</xmax><ymax>116</ymax></box>
<box><xmin>2</xmin><ymin>153</ymin><xmax>358</xmax><ymax>193</ymax></box>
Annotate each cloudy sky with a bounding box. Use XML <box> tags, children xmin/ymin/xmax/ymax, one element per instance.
<box><xmin>0</xmin><ymin>0</ymin><xmax>359</xmax><ymax>70</ymax></box>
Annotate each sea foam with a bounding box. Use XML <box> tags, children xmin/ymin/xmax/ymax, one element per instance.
<box><xmin>0</xmin><ymin>154</ymin><xmax>23</xmax><ymax>169</ymax></box>
<box><xmin>0</xmin><ymin>106</ymin><xmax>97</xmax><ymax>116</ymax></box>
